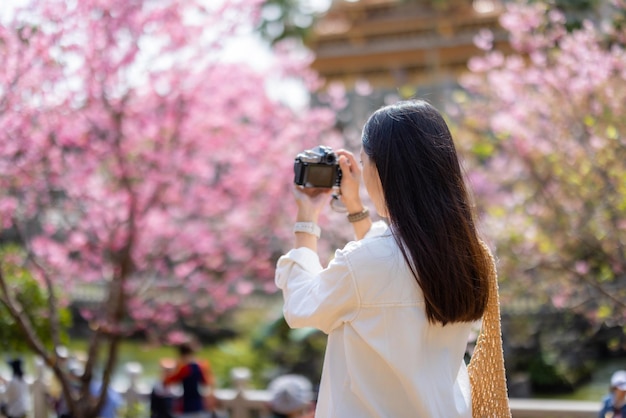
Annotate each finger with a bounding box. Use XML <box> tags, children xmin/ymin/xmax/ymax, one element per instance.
<box><xmin>340</xmin><ymin>154</ymin><xmax>360</xmax><ymax>177</ymax></box>
<box><xmin>342</xmin><ymin>151</ymin><xmax>360</xmax><ymax>168</ymax></box>
<box><xmin>335</xmin><ymin>149</ymin><xmax>352</xmax><ymax>157</ymax></box>
<box><xmin>292</xmin><ymin>184</ymin><xmax>308</xmax><ymax>199</ymax></box>
<box><xmin>339</xmin><ymin>154</ymin><xmax>358</xmax><ymax>175</ymax></box>
<box><xmin>338</xmin><ymin>155</ymin><xmax>350</xmax><ymax>171</ymax></box>
<box><xmin>309</xmin><ymin>187</ymin><xmax>333</xmax><ymax>198</ymax></box>
<box><xmin>315</xmin><ymin>189</ymin><xmax>333</xmax><ymax>205</ymax></box>
<box><xmin>294</xmin><ymin>185</ymin><xmax>331</xmax><ymax>199</ymax></box>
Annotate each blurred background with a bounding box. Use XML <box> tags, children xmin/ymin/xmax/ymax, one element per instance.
<box><xmin>0</xmin><ymin>0</ymin><xmax>624</xmax><ymax>414</ymax></box>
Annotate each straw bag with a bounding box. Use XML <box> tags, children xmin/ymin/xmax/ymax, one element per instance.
<box><xmin>467</xmin><ymin>242</ymin><xmax>512</xmax><ymax>417</ymax></box>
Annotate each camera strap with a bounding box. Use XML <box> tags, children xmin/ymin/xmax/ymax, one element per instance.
<box><xmin>330</xmin><ymin>190</ymin><xmax>347</xmax><ymax>213</ymax></box>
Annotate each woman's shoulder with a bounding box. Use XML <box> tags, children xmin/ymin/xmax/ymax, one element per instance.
<box><xmin>339</xmin><ymin>224</ymin><xmax>395</xmax><ymax>259</ymax></box>
<box><xmin>336</xmin><ymin>227</ymin><xmax>400</xmax><ymax>275</ymax></box>
<box><xmin>9</xmin><ymin>378</ymin><xmax>28</xmax><ymax>388</ymax></box>
<box><xmin>335</xmin><ymin>224</ymin><xmax>422</xmax><ymax>304</ymax></box>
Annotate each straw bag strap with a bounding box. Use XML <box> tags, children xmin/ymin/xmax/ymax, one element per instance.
<box><xmin>467</xmin><ymin>241</ymin><xmax>511</xmax><ymax>417</ymax></box>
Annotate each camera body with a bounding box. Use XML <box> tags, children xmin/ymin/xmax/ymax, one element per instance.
<box><xmin>294</xmin><ymin>145</ymin><xmax>342</xmax><ymax>188</ymax></box>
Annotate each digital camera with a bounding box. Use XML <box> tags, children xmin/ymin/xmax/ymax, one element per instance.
<box><xmin>294</xmin><ymin>145</ymin><xmax>342</xmax><ymax>188</ymax></box>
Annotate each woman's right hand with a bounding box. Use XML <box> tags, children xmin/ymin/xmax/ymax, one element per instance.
<box><xmin>293</xmin><ymin>185</ymin><xmax>332</xmax><ymax>223</ymax></box>
<box><xmin>336</xmin><ymin>149</ymin><xmax>364</xmax><ymax>213</ymax></box>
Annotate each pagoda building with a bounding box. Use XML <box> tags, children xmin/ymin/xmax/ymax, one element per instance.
<box><xmin>306</xmin><ymin>0</ymin><xmax>510</xmax><ymax>112</ymax></box>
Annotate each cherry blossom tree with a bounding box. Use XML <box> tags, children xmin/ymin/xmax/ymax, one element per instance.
<box><xmin>455</xmin><ymin>1</ymin><xmax>626</xmax><ymax>325</ymax></box>
<box><xmin>0</xmin><ymin>0</ymin><xmax>339</xmax><ymax>415</ymax></box>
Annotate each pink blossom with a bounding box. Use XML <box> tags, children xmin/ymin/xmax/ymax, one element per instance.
<box><xmin>457</xmin><ymin>0</ymin><xmax>626</xmax><ymax>324</ymax></box>
<box><xmin>574</xmin><ymin>261</ymin><xmax>590</xmax><ymax>275</ymax></box>
<box><xmin>166</xmin><ymin>330</ymin><xmax>189</xmax><ymax>345</ymax></box>
<box><xmin>236</xmin><ymin>281</ymin><xmax>254</xmax><ymax>296</ymax></box>
<box><xmin>0</xmin><ymin>0</ymin><xmax>342</xmax><ymax>339</ymax></box>
<box><xmin>473</xmin><ymin>28</ymin><xmax>494</xmax><ymax>51</ymax></box>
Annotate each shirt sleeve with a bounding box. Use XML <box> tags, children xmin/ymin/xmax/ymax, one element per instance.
<box><xmin>199</xmin><ymin>360</ymin><xmax>215</xmax><ymax>386</ymax></box>
<box><xmin>163</xmin><ymin>364</ymin><xmax>191</xmax><ymax>385</ymax></box>
<box><xmin>275</xmin><ymin>245</ymin><xmax>359</xmax><ymax>334</ymax></box>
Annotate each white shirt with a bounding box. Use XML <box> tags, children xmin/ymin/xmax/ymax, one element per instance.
<box><xmin>275</xmin><ymin>221</ymin><xmax>473</xmax><ymax>418</ymax></box>
<box><xmin>2</xmin><ymin>377</ymin><xmax>30</xmax><ymax>417</ymax></box>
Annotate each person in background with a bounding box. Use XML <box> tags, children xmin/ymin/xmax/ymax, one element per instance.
<box><xmin>51</xmin><ymin>359</ymin><xmax>123</xmax><ymax>418</ymax></box>
<box><xmin>275</xmin><ymin>100</ymin><xmax>493</xmax><ymax>417</ymax></box>
<box><xmin>89</xmin><ymin>377</ymin><xmax>123</xmax><ymax>418</ymax></box>
<box><xmin>267</xmin><ymin>374</ymin><xmax>315</xmax><ymax>418</ymax></box>
<box><xmin>163</xmin><ymin>342</ymin><xmax>215</xmax><ymax>418</ymax></box>
<box><xmin>0</xmin><ymin>358</ymin><xmax>30</xmax><ymax>418</ymax></box>
<box><xmin>46</xmin><ymin>346</ymin><xmax>71</xmax><ymax>418</ymax></box>
<box><xmin>599</xmin><ymin>370</ymin><xmax>626</xmax><ymax>418</ymax></box>
<box><xmin>151</xmin><ymin>358</ymin><xmax>176</xmax><ymax>418</ymax></box>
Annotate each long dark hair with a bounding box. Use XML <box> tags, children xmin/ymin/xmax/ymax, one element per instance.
<box><xmin>362</xmin><ymin>100</ymin><xmax>490</xmax><ymax>325</ymax></box>
<box><xmin>9</xmin><ymin>358</ymin><xmax>24</xmax><ymax>379</ymax></box>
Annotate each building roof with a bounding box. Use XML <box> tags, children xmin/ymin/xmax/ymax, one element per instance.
<box><xmin>307</xmin><ymin>0</ymin><xmax>509</xmax><ymax>89</ymax></box>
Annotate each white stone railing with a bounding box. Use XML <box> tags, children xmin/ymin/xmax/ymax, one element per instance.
<box><xmin>23</xmin><ymin>360</ymin><xmax>276</xmax><ymax>418</ymax></box>
<box><xmin>17</xmin><ymin>358</ymin><xmax>601</xmax><ymax>418</ymax></box>
<box><xmin>509</xmin><ymin>398</ymin><xmax>600</xmax><ymax>418</ymax></box>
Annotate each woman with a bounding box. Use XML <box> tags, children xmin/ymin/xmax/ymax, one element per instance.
<box><xmin>275</xmin><ymin>100</ymin><xmax>492</xmax><ymax>417</ymax></box>
<box><xmin>0</xmin><ymin>358</ymin><xmax>30</xmax><ymax>418</ymax></box>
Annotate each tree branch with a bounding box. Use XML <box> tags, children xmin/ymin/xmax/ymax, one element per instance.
<box><xmin>0</xmin><ymin>262</ymin><xmax>78</xmax><ymax>416</ymax></box>
<box><xmin>26</xmin><ymin>254</ymin><xmax>62</xmax><ymax>349</ymax></box>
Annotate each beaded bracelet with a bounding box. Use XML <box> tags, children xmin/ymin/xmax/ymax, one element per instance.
<box><xmin>347</xmin><ymin>208</ymin><xmax>370</xmax><ymax>223</ymax></box>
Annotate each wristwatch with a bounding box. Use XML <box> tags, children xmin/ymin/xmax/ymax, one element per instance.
<box><xmin>293</xmin><ymin>222</ymin><xmax>321</xmax><ymax>238</ymax></box>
